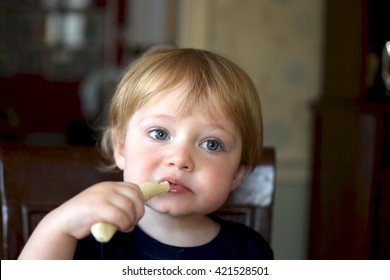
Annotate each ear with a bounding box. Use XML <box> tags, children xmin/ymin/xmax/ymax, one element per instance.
<box><xmin>113</xmin><ymin>136</ymin><xmax>125</xmax><ymax>170</ymax></box>
<box><xmin>230</xmin><ymin>163</ymin><xmax>250</xmax><ymax>191</ymax></box>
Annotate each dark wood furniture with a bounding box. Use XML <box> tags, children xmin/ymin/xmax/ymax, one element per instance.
<box><xmin>0</xmin><ymin>142</ymin><xmax>122</xmax><ymax>260</ymax></box>
<box><xmin>0</xmin><ymin>142</ymin><xmax>276</xmax><ymax>259</ymax></box>
<box><xmin>308</xmin><ymin>0</ymin><xmax>390</xmax><ymax>259</ymax></box>
<box><xmin>219</xmin><ymin>147</ymin><xmax>276</xmax><ymax>243</ymax></box>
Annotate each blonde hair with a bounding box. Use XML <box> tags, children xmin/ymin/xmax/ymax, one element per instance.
<box><xmin>100</xmin><ymin>47</ymin><xmax>263</xmax><ymax>168</ymax></box>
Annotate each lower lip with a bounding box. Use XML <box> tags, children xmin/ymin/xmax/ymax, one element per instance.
<box><xmin>169</xmin><ymin>185</ymin><xmax>191</xmax><ymax>194</ymax></box>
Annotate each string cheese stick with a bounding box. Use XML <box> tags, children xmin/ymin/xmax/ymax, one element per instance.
<box><xmin>140</xmin><ymin>181</ymin><xmax>171</xmax><ymax>201</ymax></box>
<box><xmin>91</xmin><ymin>181</ymin><xmax>170</xmax><ymax>243</ymax></box>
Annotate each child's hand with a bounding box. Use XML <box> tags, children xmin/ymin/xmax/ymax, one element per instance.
<box><xmin>91</xmin><ymin>181</ymin><xmax>170</xmax><ymax>242</ymax></box>
<box><xmin>49</xmin><ymin>181</ymin><xmax>145</xmax><ymax>240</ymax></box>
<box><xmin>18</xmin><ymin>182</ymin><xmax>145</xmax><ymax>259</ymax></box>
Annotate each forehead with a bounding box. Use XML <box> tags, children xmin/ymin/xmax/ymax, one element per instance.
<box><xmin>144</xmin><ymin>83</ymin><xmax>233</xmax><ymax>124</ymax></box>
<box><xmin>132</xmin><ymin>90</ymin><xmax>240</xmax><ymax>143</ymax></box>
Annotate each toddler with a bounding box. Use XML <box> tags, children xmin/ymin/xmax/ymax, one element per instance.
<box><xmin>18</xmin><ymin>47</ymin><xmax>273</xmax><ymax>259</ymax></box>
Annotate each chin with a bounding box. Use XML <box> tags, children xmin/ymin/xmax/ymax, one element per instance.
<box><xmin>147</xmin><ymin>197</ymin><xmax>222</xmax><ymax>217</ymax></box>
<box><xmin>148</xmin><ymin>203</ymin><xmax>197</xmax><ymax>217</ymax></box>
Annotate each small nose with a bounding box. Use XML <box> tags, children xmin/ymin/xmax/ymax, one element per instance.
<box><xmin>164</xmin><ymin>143</ymin><xmax>194</xmax><ymax>172</ymax></box>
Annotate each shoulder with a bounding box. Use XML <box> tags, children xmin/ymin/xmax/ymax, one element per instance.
<box><xmin>215</xmin><ymin>217</ymin><xmax>274</xmax><ymax>260</ymax></box>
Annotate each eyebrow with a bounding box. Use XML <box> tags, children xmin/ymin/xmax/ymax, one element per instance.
<box><xmin>140</xmin><ymin>114</ymin><xmax>236</xmax><ymax>139</ymax></box>
<box><xmin>206</xmin><ymin>122</ymin><xmax>234</xmax><ymax>136</ymax></box>
<box><xmin>138</xmin><ymin>114</ymin><xmax>175</xmax><ymax>123</ymax></box>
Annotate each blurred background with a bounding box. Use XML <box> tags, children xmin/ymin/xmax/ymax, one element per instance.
<box><xmin>0</xmin><ymin>0</ymin><xmax>389</xmax><ymax>259</ymax></box>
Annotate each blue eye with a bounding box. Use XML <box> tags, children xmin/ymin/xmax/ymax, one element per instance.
<box><xmin>202</xmin><ymin>140</ymin><xmax>223</xmax><ymax>151</ymax></box>
<box><xmin>149</xmin><ymin>129</ymin><xmax>169</xmax><ymax>141</ymax></box>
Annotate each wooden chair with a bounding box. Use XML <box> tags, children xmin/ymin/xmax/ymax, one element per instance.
<box><xmin>216</xmin><ymin>147</ymin><xmax>276</xmax><ymax>243</ymax></box>
<box><xmin>0</xmin><ymin>141</ymin><xmax>276</xmax><ymax>259</ymax></box>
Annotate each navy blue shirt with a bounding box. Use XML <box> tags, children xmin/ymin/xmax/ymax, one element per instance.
<box><xmin>74</xmin><ymin>218</ymin><xmax>274</xmax><ymax>260</ymax></box>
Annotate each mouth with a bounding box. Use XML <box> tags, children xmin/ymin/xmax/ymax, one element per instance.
<box><xmin>168</xmin><ymin>182</ymin><xmax>176</xmax><ymax>187</ymax></box>
<box><xmin>159</xmin><ymin>177</ymin><xmax>190</xmax><ymax>194</ymax></box>
<box><xmin>160</xmin><ymin>177</ymin><xmax>182</xmax><ymax>186</ymax></box>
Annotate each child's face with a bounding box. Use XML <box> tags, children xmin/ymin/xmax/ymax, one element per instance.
<box><xmin>113</xmin><ymin>85</ymin><xmax>248</xmax><ymax>217</ymax></box>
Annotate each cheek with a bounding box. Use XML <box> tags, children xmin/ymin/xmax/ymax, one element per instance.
<box><xmin>121</xmin><ymin>146</ymin><xmax>159</xmax><ymax>183</ymax></box>
<box><xmin>200</xmin><ymin>185</ymin><xmax>232</xmax><ymax>214</ymax></box>
<box><xmin>200</xmin><ymin>169</ymin><xmax>235</xmax><ymax>200</ymax></box>
<box><xmin>206</xmin><ymin>160</ymin><xmax>240</xmax><ymax>187</ymax></box>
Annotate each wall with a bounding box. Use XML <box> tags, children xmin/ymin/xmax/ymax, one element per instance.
<box><xmin>177</xmin><ymin>0</ymin><xmax>325</xmax><ymax>259</ymax></box>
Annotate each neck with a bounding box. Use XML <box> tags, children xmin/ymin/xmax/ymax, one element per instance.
<box><xmin>138</xmin><ymin>207</ymin><xmax>220</xmax><ymax>247</ymax></box>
